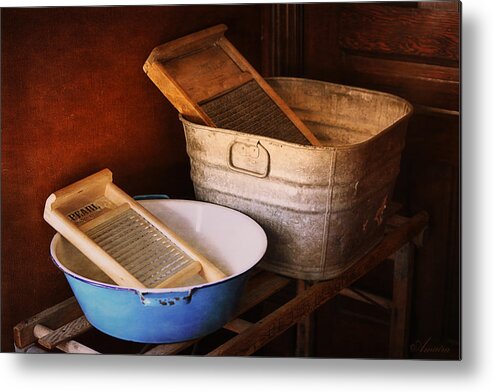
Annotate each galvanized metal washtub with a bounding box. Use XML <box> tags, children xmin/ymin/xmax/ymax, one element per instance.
<box><xmin>180</xmin><ymin>77</ymin><xmax>413</xmax><ymax>281</ymax></box>
<box><xmin>50</xmin><ymin>198</ymin><xmax>267</xmax><ymax>343</ymax></box>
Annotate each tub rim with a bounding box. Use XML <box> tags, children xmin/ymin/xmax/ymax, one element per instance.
<box><xmin>180</xmin><ymin>76</ymin><xmax>414</xmax><ymax>151</ymax></box>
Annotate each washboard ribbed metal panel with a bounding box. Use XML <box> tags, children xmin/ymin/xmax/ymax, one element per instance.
<box><xmin>200</xmin><ymin>80</ymin><xmax>310</xmax><ymax>145</ymax></box>
<box><xmin>86</xmin><ymin>208</ymin><xmax>195</xmax><ymax>288</ymax></box>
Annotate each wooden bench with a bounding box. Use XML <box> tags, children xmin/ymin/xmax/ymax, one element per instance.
<box><xmin>14</xmin><ymin>211</ymin><xmax>428</xmax><ymax>358</ymax></box>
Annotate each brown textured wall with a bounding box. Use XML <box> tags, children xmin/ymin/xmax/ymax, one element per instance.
<box><xmin>1</xmin><ymin>5</ymin><xmax>264</xmax><ymax>352</ymax></box>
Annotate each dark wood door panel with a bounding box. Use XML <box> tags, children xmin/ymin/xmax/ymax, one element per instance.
<box><xmin>405</xmin><ymin>162</ymin><xmax>458</xmax><ymax>340</ymax></box>
<box><xmin>303</xmin><ymin>3</ymin><xmax>344</xmax><ymax>83</ymax></box>
<box><xmin>405</xmin><ymin>111</ymin><xmax>460</xmax><ymax>167</ymax></box>
<box><xmin>342</xmin><ymin>54</ymin><xmax>459</xmax><ymax>111</ymax></box>
<box><xmin>302</xmin><ymin>2</ymin><xmax>460</xmax><ymax>358</ymax></box>
<box><xmin>339</xmin><ymin>4</ymin><xmax>460</xmax><ymax>65</ymax></box>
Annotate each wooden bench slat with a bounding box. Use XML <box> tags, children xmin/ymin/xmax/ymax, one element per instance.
<box><xmin>339</xmin><ymin>288</ymin><xmax>392</xmax><ymax>310</ymax></box>
<box><xmin>37</xmin><ymin>315</ymin><xmax>93</xmax><ymax>350</ymax></box>
<box><xmin>223</xmin><ymin>318</ymin><xmax>254</xmax><ymax>334</ymax></box>
<box><xmin>13</xmin><ymin>297</ymin><xmax>84</xmax><ymax>349</ymax></box>
<box><xmin>33</xmin><ymin>324</ymin><xmax>99</xmax><ymax>354</ymax></box>
<box><xmin>143</xmin><ymin>339</ymin><xmax>199</xmax><ymax>356</ymax></box>
<box><xmin>236</xmin><ymin>271</ymin><xmax>291</xmax><ymax>314</ymax></box>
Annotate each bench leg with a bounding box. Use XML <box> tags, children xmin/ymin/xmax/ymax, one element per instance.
<box><xmin>295</xmin><ymin>280</ymin><xmax>315</xmax><ymax>357</ymax></box>
<box><xmin>389</xmin><ymin>242</ymin><xmax>415</xmax><ymax>358</ymax></box>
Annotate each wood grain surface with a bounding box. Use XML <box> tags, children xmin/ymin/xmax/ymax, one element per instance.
<box><xmin>339</xmin><ymin>4</ymin><xmax>459</xmax><ymax>64</ymax></box>
<box><xmin>303</xmin><ymin>2</ymin><xmax>460</xmax><ymax>358</ymax></box>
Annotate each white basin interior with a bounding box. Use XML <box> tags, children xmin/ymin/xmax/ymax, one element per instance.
<box><xmin>51</xmin><ymin>199</ymin><xmax>268</xmax><ymax>289</ymax></box>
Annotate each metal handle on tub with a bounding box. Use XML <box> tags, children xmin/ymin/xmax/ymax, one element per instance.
<box><xmin>227</xmin><ymin>140</ymin><xmax>270</xmax><ymax>178</ymax></box>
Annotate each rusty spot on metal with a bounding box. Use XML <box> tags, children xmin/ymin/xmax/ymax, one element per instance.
<box><xmin>374</xmin><ymin>195</ymin><xmax>388</xmax><ymax>226</ymax></box>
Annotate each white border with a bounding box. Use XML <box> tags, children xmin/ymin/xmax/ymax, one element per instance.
<box><xmin>2</xmin><ymin>0</ymin><xmax>492</xmax><ymax>391</ymax></box>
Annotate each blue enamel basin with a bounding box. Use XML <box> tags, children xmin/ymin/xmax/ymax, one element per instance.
<box><xmin>50</xmin><ymin>199</ymin><xmax>267</xmax><ymax>344</ymax></box>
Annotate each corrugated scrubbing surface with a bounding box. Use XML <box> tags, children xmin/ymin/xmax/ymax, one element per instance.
<box><xmin>85</xmin><ymin>209</ymin><xmax>195</xmax><ymax>287</ymax></box>
<box><xmin>200</xmin><ymin>80</ymin><xmax>309</xmax><ymax>145</ymax></box>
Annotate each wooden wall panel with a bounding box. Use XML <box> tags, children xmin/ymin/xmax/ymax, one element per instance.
<box><xmin>343</xmin><ymin>55</ymin><xmax>459</xmax><ymax>111</ymax></box>
<box><xmin>339</xmin><ymin>4</ymin><xmax>459</xmax><ymax>64</ymax></box>
<box><xmin>303</xmin><ymin>2</ymin><xmax>460</xmax><ymax>359</ymax></box>
<box><xmin>303</xmin><ymin>3</ymin><xmax>343</xmax><ymax>83</ymax></box>
<box><xmin>262</xmin><ymin>4</ymin><xmax>304</xmax><ymax>77</ymax></box>
<box><xmin>1</xmin><ymin>5</ymin><xmax>265</xmax><ymax>352</ymax></box>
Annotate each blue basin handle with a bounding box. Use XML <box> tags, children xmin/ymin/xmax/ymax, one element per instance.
<box><xmin>136</xmin><ymin>289</ymin><xmax>195</xmax><ymax>306</ymax></box>
<box><xmin>133</xmin><ymin>194</ymin><xmax>170</xmax><ymax>201</ymax></box>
